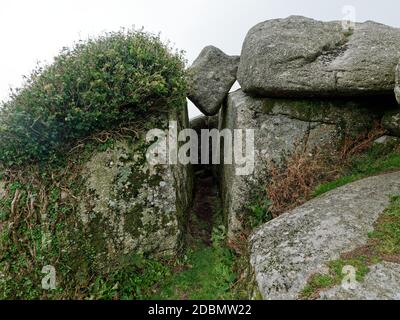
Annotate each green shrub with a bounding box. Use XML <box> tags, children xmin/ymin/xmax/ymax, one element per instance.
<box><xmin>0</xmin><ymin>30</ymin><xmax>187</xmax><ymax>166</ymax></box>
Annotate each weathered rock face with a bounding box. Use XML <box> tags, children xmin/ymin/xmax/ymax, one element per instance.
<box><xmin>238</xmin><ymin>16</ymin><xmax>400</xmax><ymax>98</ymax></box>
<box><xmin>219</xmin><ymin>90</ymin><xmax>392</xmax><ymax>239</ymax></box>
<box><xmin>188</xmin><ymin>46</ymin><xmax>240</xmax><ymax>116</ymax></box>
<box><xmin>250</xmin><ymin>172</ymin><xmax>400</xmax><ymax>300</ymax></box>
<box><xmin>80</xmin><ymin>141</ymin><xmax>178</xmax><ymax>260</ymax></box>
<box><xmin>77</xmin><ymin>108</ymin><xmax>193</xmax><ymax>272</ymax></box>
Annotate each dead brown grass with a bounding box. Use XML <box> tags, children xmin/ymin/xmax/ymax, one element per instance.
<box><xmin>267</xmin><ymin>148</ymin><xmax>339</xmax><ymax>218</ymax></box>
<box><xmin>266</xmin><ymin>123</ymin><xmax>386</xmax><ymax>218</ymax></box>
<box><xmin>339</xmin><ymin>122</ymin><xmax>386</xmax><ymax>160</ymax></box>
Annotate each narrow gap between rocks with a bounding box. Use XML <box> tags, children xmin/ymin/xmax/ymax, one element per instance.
<box><xmin>146</xmin><ymin>117</ymin><xmax>244</xmax><ymax>299</ymax></box>
<box><xmin>187</xmin><ymin>164</ymin><xmax>219</xmax><ymax>246</ymax></box>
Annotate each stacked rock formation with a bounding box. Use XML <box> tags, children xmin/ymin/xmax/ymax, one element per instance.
<box><xmin>189</xmin><ymin>15</ymin><xmax>400</xmax><ymax>300</ymax></box>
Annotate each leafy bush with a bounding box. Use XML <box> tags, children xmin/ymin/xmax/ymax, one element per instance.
<box><xmin>0</xmin><ymin>30</ymin><xmax>187</xmax><ymax>166</ymax></box>
<box><xmin>211</xmin><ymin>225</ymin><xmax>227</xmax><ymax>247</ymax></box>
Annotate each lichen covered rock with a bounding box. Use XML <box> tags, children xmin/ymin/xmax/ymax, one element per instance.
<box><xmin>79</xmin><ymin>143</ymin><xmax>177</xmax><ymax>268</ymax></box>
<box><xmin>77</xmin><ymin>110</ymin><xmax>192</xmax><ymax>272</ymax></box>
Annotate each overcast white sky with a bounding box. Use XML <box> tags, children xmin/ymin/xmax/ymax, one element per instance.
<box><xmin>0</xmin><ymin>0</ymin><xmax>399</xmax><ymax>118</ymax></box>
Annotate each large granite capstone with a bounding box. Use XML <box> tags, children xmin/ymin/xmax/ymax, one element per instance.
<box><xmin>238</xmin><ymin>16</ymin><xmax>400</xmax><ymax>98</ymax></box>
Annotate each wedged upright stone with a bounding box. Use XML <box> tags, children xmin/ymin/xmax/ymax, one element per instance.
<box><xmin>250</xmin><ymin>172</ymin><xmax>400</xmax><ymax>300</ymax></box>
<box><xmin>188</xmin><ymin>46</ymin><xmax>240</xmax><ymax>116</ymax></box>
<box><xmin>238</xmin><ymin>16</ymin><xmax>400</xmax><ymax>98</ymax></box>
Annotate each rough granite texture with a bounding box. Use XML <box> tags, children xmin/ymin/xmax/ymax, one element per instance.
<box><xmin>188</xmin><ymin>46</ymin><xmax>240</xmax><ymax>116</ymax></box>
<box><xmin>238</xmin><ymin>16</ymin><xmax>400</xmax><ymax>98</ymax></box>
<box><xmin>250</xmin><ymin>172</ymin><xmax>400</xmax><ymax>300</ymax></box>
<box><xmin>219</xmin><ymin>89</ymin><xmax>387</xmax><ymax>239</ymax></box>
<box><xmin>76</xmin><ymin>107</ymin><xmax>193</xmax><ymax>272</ymax></box>
<box><xmin>319</xmin><ymin>262</ymin><xmax>400</xmax><ymax>300</ymax></box>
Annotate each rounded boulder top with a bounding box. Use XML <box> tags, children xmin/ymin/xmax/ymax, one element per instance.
<box><xmin>237</xmin><ymin>15</ymin><xmax>400</xmax><ymax>99</ymax></box>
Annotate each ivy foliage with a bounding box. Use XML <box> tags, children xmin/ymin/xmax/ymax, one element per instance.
<box><xmin>0</xmin><ymin>30</ymin><xmax>187</xmax><ymax>166</ymax></box>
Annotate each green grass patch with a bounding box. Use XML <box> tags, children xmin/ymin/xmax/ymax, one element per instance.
<box><xmin>82</xmin><ymin>243</ymin><xmax>237</xmax><ymax>300</ymax></box>
<box><xmin>300</xmin><ymin>256</ymin><xmax>370</xmax><ymax>300</ymax></box>
<box><xmin>148</xmin><ymin>202</ymin><xmax>238</xmax><ymax>300</ymax></box>
<box><xmin>150</xmin><ymin>245</ymin><xmax>236</xmax><ymax>300</ymax></box>
<box><xmin>300</xmin><ymin>274</ymin><xmax>336</xmax><ymax>299</ymax></box>
<box><xmin>368</xmin><ymin>196</ymin><xmax>400</xmax><ymax>256</ymax></box>
<box><xmin>85</xmin><ymin>256</ymin><xmax>172</xmax><ymax>300</ymax></box>
<box><xmin>247</xmin><ymin>198</ymin><xmax>272</xmax><ymax>229</ymax></box>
